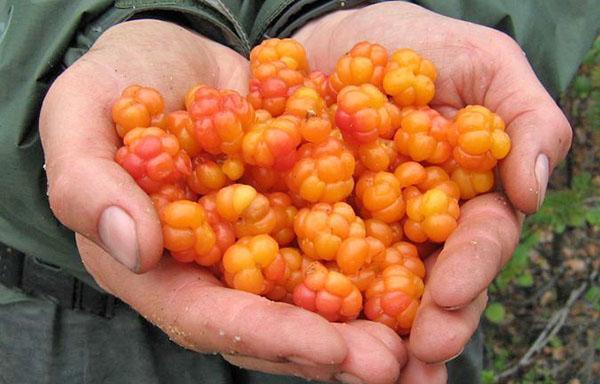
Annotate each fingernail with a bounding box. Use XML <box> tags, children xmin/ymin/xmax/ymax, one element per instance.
<box><xmin>440</xmin><ymin>348</ymin><xmax>464</xmax><ymax>364</ymax></box>
<box><xmin>443</xmin><ymin>305</ymin><xmax>463</xmax><ymax>311</ymax></box>
<box><xmin>98</xmin><ymin>206</ymin><xmax>139</xmax><ymax>272</ymax></box>
<box><xmin>535</xmin><ymin>154</ymin><xmax>549</xmax><ymax>210</ymax></box>
<box><xmin>442</xmin><ymin>350</ymin><xmax>463</xmax><ymax>364</ymax></box>
<box><xmin>334</xmin><ymin>373</ymin><xmax>365</xmax><ymax>384</ymax></box>
<box><xmin>286</xmin><ymin>356</ymin><xmax>318</xmax><ymax>367</ymax></box>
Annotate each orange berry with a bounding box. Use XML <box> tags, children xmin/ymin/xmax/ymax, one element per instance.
<box><xmin>394</xmin><ymin>107</ymin><xmax>452</xmax><ymax>163</ymax></box>
<box><xmin>112</xmin><ymin>85</ymin><xmax>164</xmax><ymax>137</ymax></box>
<box><xmin>364</xmin><ymin>265</ymin><xmax>425</xmax><ymax>334</ymax></box>
<box><xmin>116</xmin><ymin>127</ymin><xmax>192</xmax><ymax>194</ymax></box>
<box><xmin>242</xmin><ymin>115</ymin><xmax>302</xmax><ymax>171</ymax></box>
<box><xmin>248</xmin><ymin>61</ymin><xmax>305</xmax><ymax>117</ymax></box>
<box><xmin>221</xmin><ymin>156</ymin><xmax>245</xmax><ymax>181</ymax></box>
<box><xmin>404</xmin><ymin>188</ymin><xmax>459</xmax><ymax>243</ymax></box>
<box><xmin>285</xmin><ymin>86</ymin><xmax>332</xmax><ymax>143</ymax></box>
<box><xmin>287</xmin><ymin>136</ymin><xmax>355</xmax><ymax>203</ymax></box>
<box><xmin>250</xmin><ymin>38</ymin><xmax>309</xmax><ymax>74</ymax></box>
<box><xmin>188</xmin><ymin>85</ymin><xmax>255</xmax><ymax>155</ymax></box>
<box><xmin>383</xmin><ymin>48</ymin><xmax>436</xmax><ymax>107</ymax></box>
<box><xmin>448</xmin><ymin>105</ymin><xmax>510</xmax><ymax>171</ymax></box>
<box><xmin>450</xmin><ymin>166</ymin><xmax>495</xmax><ymax>200</ymax></box>
<box><xmin>294</xmin><ymin>202</ymin><xmax>365</xmax><ymax>261</ymax></box>
<box><xmin>335</xmin><ymin>84</ymin><xmax>400</xmax><ymax>144</ymax></box>
<box><xmin>160</xmin><ymin>200</ymin><xmax>221</xmax><ymax>266</ymax></box>
<box><xmin>222</xmin><ymin>234</ymin><xmax>284</xmax><ymax>295</ymax></box>
<box><xmin>355</xmin><ymin>171</ymin><xmax>405</xmax><ymax>223</ymax></box>
<box><xmin>164</xmin><ymin>110</ymin><xmax>200</xmax><ymax>157</ymax></box>
<box><xmin>267</xmin><ymin>192</ymin><xmax>298</xmax><ymax>245</ymax></box>
<box><xmin>187</xmin><ymin>154</ymin><xmax>229</xmax><ymax>195</ymax></box>
<box><xmin>293</xmin><ymin>261</ymin><xmax>362</xmax><ymax>322</ymax></box>
<box><xmin>150</xmin><ymin>183</ymin><xmax>197</xmax><ymax>213</ymax></box>
<box><xmin>394</xmin><ymin>161</ymin><xmax>427</xmax><ymax>187</ymax></box>
<box><xmin>372</xmin><ymin>241</ymin><xmax>425</xmax><ymax>277</ymax></box>
<box><xmin>241</xmin><ymin>165</ymin><xmax>288</xmax><ymax>193</ymax></box>
<box><xmin>365</xmin><ymin>219</ymin><xmax>403</xmax><ymax>247</ymax></box>
<box><xmin>304</xmin><ymin>71</ymin><xmax>337</xmax><ymax>106</ymax></box>
<box><xmin>265</xmin><ymin>248</ymin><xmax>310</xmax><ymax>302</ymax></box>
<box><xmin>215</xmin><ymin>184</ymin><xmax>278</xmax><ymax>239</ymax></box>
<box><xmin>329</xmin><ymin>41</ymin><xmax>388</xmax><ymax>92</ymax></box>
<box><xmin>357</xmin><ymin>139</ymin><xmax>398</xmax><ymax>173</ymax></box>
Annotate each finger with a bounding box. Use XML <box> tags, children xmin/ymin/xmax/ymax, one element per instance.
<box><xmin>332</xmin><ymin>323</ymin><xmax>400</xmax><ymax>384</ymax></box>
<box><xmin>222</xmin><ymin>354</ymin><xmax>337</xmax><ymax>383</ymax></box>
<box><xmin>76</xmin><ymin>235</ymin><xmax>347</xmax><ymax>367</ymax></box>
<box><xmin>409</xmin><ymin>290</ymin><xmax>488</xmax><ymax>364</ymax></box>
<box><xmin>348</xmin><ymin>320</ymin><xmax>408</xmax><ymax>367</ymax></box>
<box><xmin>486</xmin><ymin>34</ymin><xmax>573</xmax><ymax>214</ymax></box>
<box><xmin>40</xmin><ymin>20</ymin><xmax>248</xmax><ymax>273</ymax></box>
<box><xmin>398</xmin><ymin>355</ymin><xmax>447</xmax><ymax>384</ymax></box>
<box><xmin>427</xmin><ymin>193</ymin><xmax>520</xmax><ymax>309</ymax></box>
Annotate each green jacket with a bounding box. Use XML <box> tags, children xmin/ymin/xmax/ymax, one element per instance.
<box><xmin>0</xmin><ymin>0</ymin><xmax>598</xmax><ymax>288</ymax></box>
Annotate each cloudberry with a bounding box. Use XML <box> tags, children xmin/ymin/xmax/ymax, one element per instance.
<box><xmin>222</xmin><ymin>234</ymin><xmax>285</xmax><ymax>295</ymax></box>
<box><xmin>293</xmin><ymin>261</ymin><xmax>362</xmax><ymax>322</ymax></box>
<box><xmin>188</xmin><ymin>85</ymin><xmax>255</xmax><ymax>155</ymax></box>
<box><xmin>394</xmin><ymin>107</ymin><xmax>452</xmax><ymax>163</ymax></box>
<box><xmin>364</xmin><ymin>265</ymin><xmax>425</xmax><ymax>334</ymax></box>
<box><xmin>160</xmin><ymin>200</ymin><xmax>221</xmax><ymax>266</ymax></box>
<box><xmin>215</xmin><ymin>184</ymin><xmax>277</xmax><ymax>238</ymax></box>
<box><xmin>294</xmin><ymin>202</ymin><xmax>365</xmax><ymax>261</ymax></box>
<box><xmin>242</xmin><ymin>115</ymin><xmax>302</xmax><ymax>171</ymax></box>
<box><xmin>326</xmin><ymin>261</ymin><xmax>378</xmax><ymax>292</ymax></box>
<box><xmin>220</xmin><ymin>156</ymin><xmax>245</xmax><ymax>181</ymax></box>
<box><xmin>265</xmin><ymin>247</ymin><xmax>310</xmax><ymax>302</ymax></box>
<box><xmin>417</xmin><ymin>166</ymin><xmax>461</xmax><ymax>199</ymax></box>
<box><xmin>304</xmin><ymin>71</ymin><xmax>337</xmax><ymax>106</ymax></box>
<box><xmin>187</xmin><ymin>154</ymin><xmax>229</xmax><ymax>195</ymax></box>
<box><xmin>448</xmin><ymin>105</ymin><xmax>511</xmax><ymax>171</ymax></box>
<box><xmin>329</xmin><ymin>41</ymin><xmax>388</xmax><ymax>92</ymax></box>
<box><xmin>335</xmin><ymin>84</ymin><xmax>401</xmax><ymax>144</ymax></box>
<box><xmin>241</xmin><ymin>166</ymin><xmax>288</xmax><ymax>193</ymax></box>
<box><xmin>355</xmin><ymin>171</ymin><xmax>405</xmax><ymax>223</ymax></box>
<box><xmin>267</xmin><ymin>193</ymin><xmax>297</xmax><ymax>245</ymax></box>
<box><xmin>250</xmin><ymin>38</ymin><xmax>309</xmax><ymax>74</ymax></box>
<box><xmin>365</xmin><ymin>219</ymin><xmax>403</xmax><ymax>247</ymax></box>
<box><xmin>112</xmin><ymin>85</ymin><xmax>164</xmax><ymax>137</ymax></box>
<box><xmin>383</xmin><ymin>48</ymin><xmax>436</xmax><ymax>107</ymax></box>
<box><xmin>287</xmin><ymin>137</ymin><xmax>355</xmax><ymax>203</ymax></box>
<box><xmin>150</xmin><ymin>183</ymin><xmax>197</xmax><ymax>213</ymax></box>
<box><xmin>372</xmin><ymin>241</ymin><xmax>425</xmax><ymax>277</ymax></box>
<box><xmin>285</xmin><ymin>87</ymin><xmax>332</xmax><ymax>143</ymax></box>
<box><xmin>198</xmin><ymin>193</ymin><xmax>237</xmax><ymax>265</ymax></box>
<box><xmin>404</xmin><ymin>188</ymin><xmax>460</xmax><ymax>243</ymax></box>
<box><xmin>115</xmin><ymin>127</ymin><xmax>192</xmax><ymax>194</ymax></box>
<box><xmin>356</xmin><ymin>139</ymin><xmax>398</xmax><ymax>173</ymax></box>
<box><xmin>394</xmin><ymin>161</ymin><xmax>427</xmax><ymax>187</ymax></box>
<box><xmin>164</xmin><ymin>110</ymin><xmax>200</xmax><ymax>157</ymax></box>
<box><xmin>248</xmin><ymin>61</ymin><xmax>305</xmax><ymax>117</ymax></box>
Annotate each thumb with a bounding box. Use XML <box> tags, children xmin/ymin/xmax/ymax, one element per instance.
<box><xmin>40</xmin><ymin>60</ymin><xmax>162</xmax><ymax>273</ymax></box>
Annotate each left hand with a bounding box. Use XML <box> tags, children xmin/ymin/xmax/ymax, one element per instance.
<box><xmin>293</xmin><ymin>2</ymin><xmax>571</xmax><ymax>381</ymax></box>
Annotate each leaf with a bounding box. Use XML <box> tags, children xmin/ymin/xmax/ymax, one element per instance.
<box><xmin>549</xmin><ymin>336</ymin><xmax>563</xmax><ymax>348</ymax></box>
<box><xmin>574</xmin><ymin>75</ymin><xmax>592</xmax><ymax>96</ymax></box>
<box><xmin>481</xmin><ymin>370</ymin><xmax>495</xmax><ymax>384</ymax></box>
<box><xmin>585</xmin><ymin>208</ymin><xmax>600</xmax><ymax>227</ymax></box>
<box><xmin>515</xmin><ymin>270</ymin><xmax>534</xmax><ymax>287</ymax></box>
<box><xmin>485</xmin><ymin>302</ymin><xmax>506</xmax><ymax>324</ymax></box>
<box><xmin>584</xmin><ymin>286</ymin><xmax>600</xmax><ymax>306</ymax></box>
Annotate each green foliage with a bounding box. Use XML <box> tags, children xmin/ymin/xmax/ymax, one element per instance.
<box><xmin>527</xmin><ymin>173</ymin><xmax>598</xmax><ymax>235</ymax></box>
<box><xmin>485</xmin><ymin>302</ymin><xmax>506</xmax><ymax>324</ymax></box>
<box><xmin>481</xmin><ymin>370</ymin><xmax>496</xmax><ymax>384</ymax></box>
<box><xmin>574</xmin><ymin>75</ymin><xmax>592</xmax><ymax>97</ymax></box>
<box><xmin>584</xmin><ymin>286</ymin><xmax>600</xmax><ymax>311</ymax></box>
<box><xmin>548</xmin><ymin>336</ymin><xmax>563</xmax><ymax>348</ymax></box>
<box><xmin>587</xmin><ymin>89</ymin><xmax>600</xmax><ymax>132</ymax></box>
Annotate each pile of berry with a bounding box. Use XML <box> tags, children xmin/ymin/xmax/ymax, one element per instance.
<box><xmin>112</xmin><ymin>38</ymin><xmax>510</xmax><ymax>334</ymax></box>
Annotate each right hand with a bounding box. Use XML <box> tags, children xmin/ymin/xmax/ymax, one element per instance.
<box><xmin>40</xmin><ymin>20</ymin><xmax>408</xmax><ymax>383</ymax></box>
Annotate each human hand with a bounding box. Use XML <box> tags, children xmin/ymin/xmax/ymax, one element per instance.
<box><xmin>40</xmin><ymin>20</ymin><xmax>405</xmax><ymax>383</ymax></box>
<box><xmin>293</xmin><ymin>1</ymin><xmax>571</xmax><ymax>380</ymax></box>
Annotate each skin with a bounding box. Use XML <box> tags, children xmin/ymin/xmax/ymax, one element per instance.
<box><xmin>39</xmin><ymin>2</ymin><xmax>571</xmax><ymax>383</ymax></box>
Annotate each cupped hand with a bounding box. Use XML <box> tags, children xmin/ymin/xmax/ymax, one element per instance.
<box><xmin>293</xmin><ymin>1</ymin><xmax>571</xmax><ymax>381</ymax></box>
<box><xmin>40</xmin><ymin>20</ymin><xmax>405</xmax><ymax>384</ymax></box>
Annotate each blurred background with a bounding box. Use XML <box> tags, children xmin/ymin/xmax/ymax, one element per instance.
<box><xmin>481</xmin><ymin>37</ymin><xmax>599</xmax><ymax>384</ymax></box>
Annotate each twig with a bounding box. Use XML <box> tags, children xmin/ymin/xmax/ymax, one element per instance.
<box><xmin>497</xmin><ymin>270</ymin><xmax>598</xmax><ymax>380</ymax></box>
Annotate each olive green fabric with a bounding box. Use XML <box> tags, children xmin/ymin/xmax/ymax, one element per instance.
<box><xmin>0</xmin><ymin>283</ymin><xmax>483</xmax><ymax>383</ymax></box>
<box><xmin>0</xmin><ymin>0</ymin><xmax>598</xmax><ymax>288</ymax></box>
